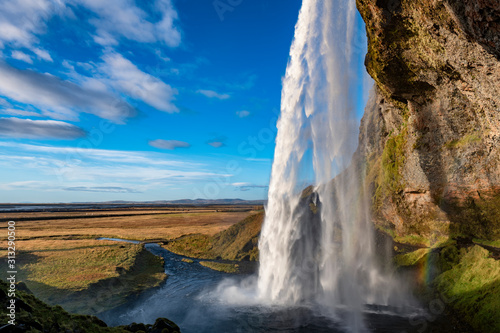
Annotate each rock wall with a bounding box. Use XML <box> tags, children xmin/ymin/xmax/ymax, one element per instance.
<box><xmin>355</xmin><ymin>0</ymin><xmax>500</xmax><ymax>243</ymax></box>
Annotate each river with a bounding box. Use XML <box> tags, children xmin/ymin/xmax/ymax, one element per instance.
<box><xmin>96</xmin><ymin>239</ymin><xmax>461</xmax><ymax>333</ymax></box>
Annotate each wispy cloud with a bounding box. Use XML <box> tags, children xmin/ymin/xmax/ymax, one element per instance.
<box><xmin>0</xmin><ymin>181</ymin><xmax>141</xmax><ymax>194</ymax></box>
<box><xmin>0</xmin><ymin>118</ymin><xmax>86</xmax><ymax>139</ymax></box>
<box><xmin>11</xmin><ymin>51</ymin><xmax>33</xmax><ymax>64</ymax></box>
<box><xmin>100</xmin><ymin>52</ymin><xmax>178</xmax><ymax>113</ymax></box>
<box><xmin>33</xmin><ymin>48</ymin><xmax>53</xmax><ymax>62</ymax></box>
<box><xmin>149</xmin><ymin>139</ymin><xmax>191</xmax><ymax>150</ymax></box>
<box><xmin>197</xmin><ymin>89</ymin><xmax>230</xmax><ymax>100</ymax></box>
<box><xmin>64</xmin><ymin>186</ymin><xmax>141</xmax><ymax>193</ymax></box>
<box><xmin>0</xmin><ymin>0</ymin><xmax>63</xmax><ymax>49</ymax></box>
<box><xmin>74</xmin><ymin>0</ymin><xmax>181</xmax><ymax>47</ymax></box>
<box><xmin>0</xmin><ymin>0</ymin><xmax>181</xmax><ymax>50</ymax></box>
<box><xmin>0</xmin><ymin>108</ymin><xmax>42</xmax><ymax>117</ymax></box>
<box><xmin>0</xmin><ymin>62</ymin><xmax>136</xmax><ymax>123</ymax></box>
<box><xmin>0</xmin><ymin>142</ymin><xmax>198</xmax><ymax>167</ymax></box>
<box><xmin>231</xmin><ymin>182</ymin><xmax>268</xmax><ymax>191</ymax></box>
<box><xmin>236</xmin><ymin>110</ymin><xmax>250</xmax><ymax>118</ymax></box>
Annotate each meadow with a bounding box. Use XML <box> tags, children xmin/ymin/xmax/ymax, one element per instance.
<box><xmin>0</xmin><ymin>205</ymin><xmax>257</xmax><ymax>315</ymax></box>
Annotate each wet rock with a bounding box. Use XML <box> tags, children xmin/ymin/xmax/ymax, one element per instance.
<box><xmin>123</xmin><ymin>322</ymin><xmax>148</xmax><ymax>332</ymax></box>
<box><xmin>151</xmin><ymin>318</ymin><xmax>180</xmax><ymax>333</ymax></box>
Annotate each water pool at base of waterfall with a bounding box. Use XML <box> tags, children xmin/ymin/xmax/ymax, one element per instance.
<box><xmin>98</xmin><ymin>244</ymin><xmax>463</xmax><ymax>333</ymax></box>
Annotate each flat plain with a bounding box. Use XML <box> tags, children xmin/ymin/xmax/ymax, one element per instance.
<box><xmin>0</xmin><ymin>204</ymin><xmax>258</xmax><ymax>314</ymax></box>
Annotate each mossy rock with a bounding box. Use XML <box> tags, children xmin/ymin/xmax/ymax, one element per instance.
<box><xmin>434</xmin><ymin>245</ymin><xmax>500</xmax><ymax>333</ymax></box>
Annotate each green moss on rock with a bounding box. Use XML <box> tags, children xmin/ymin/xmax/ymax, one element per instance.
<box><xmin>435</xmin><ymin>245</ymin><xmax>500</xmax><ymax>333</ymax></box>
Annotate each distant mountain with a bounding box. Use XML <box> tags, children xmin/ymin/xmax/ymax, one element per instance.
<box><xmin>89</xmin><ymin>199</ymin><xmax>266</xmax><ymax>205</ymax></box>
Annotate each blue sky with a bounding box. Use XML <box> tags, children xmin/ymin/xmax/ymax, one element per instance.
<box><xmin>0</xmin><ymin>0</ymin><xmax>369</xmax><ymax>203</ymax></box>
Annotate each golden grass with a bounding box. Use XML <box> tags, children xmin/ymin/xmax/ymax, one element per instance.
<box><xmin>0</xmin><ymin>238</ymin><xmax>117</xmax><ymax>252</ymax></box>
<box><xmin>0</xmin><ymin>207</ymin><xmax>253</xmax><ymax>314</ymax></box>
<box><xmin>199</xmin><ymin>261</ymin><xmax>239</xmax><ymax>273</ymax></box>
<box><xmin>1</xmin><ymin>211</ymin><xmax>255</xmax><ymax>241</ymax></box>
<box><xmin>24</xmin><ymin>244</ymin><xmax>141</xmax><ymax>291</ymax></box>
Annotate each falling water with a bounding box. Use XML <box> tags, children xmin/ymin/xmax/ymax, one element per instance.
<box><xmin>257</xmin><ymin>0</ymin><xmax>402</xmax><ymax>330</ymax></box>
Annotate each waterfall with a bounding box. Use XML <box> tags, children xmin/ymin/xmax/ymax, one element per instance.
<box><xmin>257</xmin><ymin>0</ymin><xmax>400</xmax><ymax>329</ymax></box>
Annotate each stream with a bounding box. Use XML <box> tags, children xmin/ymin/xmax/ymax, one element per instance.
<box><xmin>96</xmin><ymin>239</ymin><xmax>459</xmax><ymax>333</ymax></box>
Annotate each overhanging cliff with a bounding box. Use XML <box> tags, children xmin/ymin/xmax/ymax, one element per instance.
<box><xmin>356</xmin><ymin>0</ymin><xmax>500</xmax><ymax>244</ymax></box>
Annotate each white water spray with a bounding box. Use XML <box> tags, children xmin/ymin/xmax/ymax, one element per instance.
<box><xmin>257</xmin><ymin>0</ymin><xmax>403</xmax><ymax>329</ymax></box>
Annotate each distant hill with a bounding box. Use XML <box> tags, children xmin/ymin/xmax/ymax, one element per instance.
<box><xmin>84</xmin><ymin>199</ymin><xmax>266</xmax><ymax>205</ymax></box>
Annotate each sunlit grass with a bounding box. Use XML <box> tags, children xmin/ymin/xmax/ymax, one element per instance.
<box><xmin>435</xmin><ymin>245</ymin><xmax>500</xmax><ymax>333</ymax></box>
<box><xmin>200</xmin><ymin>261</ymin><xmax>239</xmax><ymax>273</ymax></box>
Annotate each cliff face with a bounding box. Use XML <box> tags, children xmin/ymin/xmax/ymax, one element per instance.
<box><xmin>356</xmin><ymin>0</ymin><xmax>500</xmax><ymax>243</ymax></box>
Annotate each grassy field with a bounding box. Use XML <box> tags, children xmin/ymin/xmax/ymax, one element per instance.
<box><xmin>199</xmin><ymin>261</ymin><xmax>239</xmax><ymax>273</ymax></box>
<box><xmin>0</xmin><ymin>205</ymin><xmax>257</xmax><ymax>314</ymax></box>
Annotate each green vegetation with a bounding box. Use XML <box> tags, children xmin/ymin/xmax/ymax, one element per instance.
<box><xmin>25</xmin><ymin>244</ymin><xmax>142</xmax><ymax>291</ymax></box>
<box><xmin>394</xmin><ymin>234</ymin><xmax>431</xmax><ymax>247</ymax></box>
<box><xmin>0</xmin><ymin>207</ymin><xmax>254</xmax><ymax>315</ymax></box>
<box><xmin>394</xmin><ymin>248</ymin><xmax>428</xmax><ymax>267</ymax></box>
<box><xmin>435</xmin><ymin>245</ymin><xmax>500</xmax><ymax>333</ymax></box>
<box><xmin>381</xmin><ymin>126</ymin><xmax>407</xmax><ymax>193</ymax></box>
<box><xmin>473</xmin><ymin>239</ymin><xmax>500</xmax><ymax>248</ymax></box>
<box><xmin>0</xmin><ymin>240</ymin><xmax>166</xmax><ymax>315</ymax></box>
<box><xmin>369</xmin><ymin>125</ymin><xmax>408</xmax><ymax>214</ymax></box>
<box><xmin>444</xmin><ymin>132</ymin><xmax>481</xmax><ymax>149</ymax></box>
<box><xmin>199</xmin><ymin>261</ymin><xmax>239</xmax><ymax>273</ymax></box>
<box><xmin>0</xmin><ymin>279</ymin><xmax>181</xmax><ymax>332</ymax></box>
<box><xmin>165</xmin><ymin>212</ymin><xmax>264</xmax><ymax>261</ymax></box>
<box><xmin>0</xmin><ymin>279</ymin><xmax>126</xmax><ymax>332</ymax></box>
<box><xmin>394</xmin><ymin>242</ymin><xmax>500</xmax><ymax>332</ymax></box>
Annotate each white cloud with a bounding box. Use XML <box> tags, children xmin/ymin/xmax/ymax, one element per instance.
<box><xmin>0</xmin><ymin>0</ymin><xmax>182</xmax><ymax>53</ymax></box>
<box><xmin>0</xmin><ymin>61</ymin><xmax>136</xmax><ymax>123</ymax></box>
<box><xmin>64</xmin><ymin>186</ymin><xmax>140</xmax><ymax>193</ymax></box>
<box><xmin>0</xmin><ymin>108</ymin><xmax>43</xmax><ymax>117</ymax></box>
<box><xmin>0</xmin><ymin>0</ymin><xmax>62</xmax><ymax>48</ymax></box>
<box><xmin>0</xmin><ymin>142</ymin><xmax>232</xmax><ymax>184</ymax></box>
<box><xmin>100</xmin><ymin>52</ymin><xmax>178</xmax><ymax>113</ymax></box>
<box><xmin>236</xmin><ymin>110</ymin><xmax>250</xmax><ymax>118</ymax></box>
<box><xmin>0</xmin><ymin>181</ymin><xmax>140</xmax><ymax>194</ymax></box>
<box><xmin>231</xmin><ymin>182</ymin><xmax>268</xmax><ymax>191</ymax></box>
<box><xmin>0</xmin><ymin>142</ymin><xmax>198</xmax><ymax>167</ymax></box>
<box><xmin>0</xmin><ymin>97</ymin><xmax>11</xmax><ymax>107</ymax></box>
<box><xmin>197</xmin><ymin>89</ymin><xmax>230</xmax><ymax>100</ymax></box>
<box><xmin>231</xmin><ymin>182</ymin><xmax>251</xmax><ymax>186</ymax></box>
<box><xmin>149</xmin><ymin>139</ymin><xmax>190</xmax><ymax>150</ymax></box>
<box><xmin>72</xmin><ymin>0</ymin><xmax>181</xmax><ymax>47</ymax></box>
<box><xmin>11</xmin><ymin>51</ymin><xmax>33</xmax><ymax>64</ymax></box>
<box><xmin>0</xmin><ymin>117</ymin><xmax>86</xmax><ymax>139</ymax></box>
<box><xmin>33</xmin><ymin>48</ymin><xmax>53</xmax><ymax>62</ymax></box>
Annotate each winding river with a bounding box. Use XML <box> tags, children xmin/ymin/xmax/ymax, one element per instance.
<box><xmin>96</xmin><ymin>239</ymin><xmax>459</xmax><ymax>333</ymax></box>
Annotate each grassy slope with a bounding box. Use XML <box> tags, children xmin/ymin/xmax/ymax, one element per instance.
<box><xmin>435</xmin><ymin>245</ymin><xmax>500</xmax><ymax>333</ymax></box>
<box><xmin>0</xmin><ymin>279</ymin><xmax>126</xmax><ymax>332</ymax></box>
<box><xmin>0</xmin><ymin>280</ymin><xmax>181</xmax><ymax>333</ymax></box>
<box><xmin>0</xmin><ymin>240</ymin><xmax>166</xmax><ymax>315</ymax></box>
<box><xmin>164</xmin><ymin>212</ymin><xmax>264</xmax><ymax>262</ymax></box>
<box><xmin>199</xmin><ymin>261</ymin><xmax>239</xmax><ymax>273</ymax></box>
<box><xmin>394</xmin><ymin>242</ymin><xmax>500</xmax><ymax>333</ymax></box>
